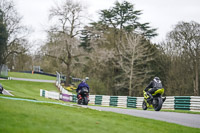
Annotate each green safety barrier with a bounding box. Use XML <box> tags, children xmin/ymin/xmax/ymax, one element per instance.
<box><xmin>174</xmin><ymin>96</ymin><xmax>191</xmax><ymax>110</ymax></box>
<box><xmin>95</xmin><ymin>95</ymin><xmax>102</xmax><ymax>105</ymax></box>
<box><xmin>42</xmin><ymin>90</ymin><xmax>45</xmax><ymax>97</ymax></box>
<box><xmin>110</xmin><ymin>96</ymin><xmax>118</xmax><ymax>106</ymax></box>
<box><xmin>127</xmin><ymin>96</ymin><xmax>137</xmax><ymax>108</ymax></box>
<box><xmin>72</xmin><ymin>94</ymin><xmax>77</xmax><ymax>103</ymax></box>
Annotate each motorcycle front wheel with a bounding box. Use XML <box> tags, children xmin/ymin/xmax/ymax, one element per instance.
<box><xmin>142</xmin><ymin>100</ymin><xmax>147</xmax><ymax>110</ymax></box>
<box><xmin>153</xmin><ymin>97</ymin><xmax>163</xmax><ymax>111</ymax></box>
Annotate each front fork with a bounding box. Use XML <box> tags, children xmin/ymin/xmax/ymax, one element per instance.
<box><xmin>144</xmin><ymin>97</ymin><xmax>154</xmax><ymax>108</ymax></box>
<box><xmin>144</xmin><ymin>99</ymin><xmax>151</xmax><ymax>108</ymax></box>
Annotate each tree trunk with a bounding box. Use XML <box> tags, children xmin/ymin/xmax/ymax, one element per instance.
<box><xmin>129</xmin><ymin>53</ymin><xmax>134</xmax><ymax>96</ymax></box>
<box><xmin>65</xmin><ymin>63</ymin><xmax>71</xmax><ymax>86</ymax></box>
<box><xmin>65</xmin><ymin>50</ymin><xmax>72</xmax><ymax>86</ymax></box>
<box><xmin>194</xmin><ymin>61</ymin><xmax>199</xmax><ymax>96</ymax></box>
<box><xmin>129</xmin><ymin>72</ymin><xmax>133</xmax><ymax>96</ymax></box>
<box><xmin>65</xmin><ymin>38</ymin><xmax>72</xmax><ymax>86</ymax></box>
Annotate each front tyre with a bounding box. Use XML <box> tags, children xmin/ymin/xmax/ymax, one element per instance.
<box><xmin>153</xmin><ymin>97</ymin><xmax>163</xmax><ymax>111</ymax></box>
<box><xmin>142</xmin><ymin>100</ymin><xmax>147</xmax><ymax>110</ymax></box>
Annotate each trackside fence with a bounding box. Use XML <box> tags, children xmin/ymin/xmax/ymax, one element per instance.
<box><xmin>40</xmin><ymin>72</ymin><xmax>200</xmax><ymax>111</ymax></box>
<box><xmin>40</xmin><ymin>89</ymin><xmax>200</xmax><ymax>111</ymax></box>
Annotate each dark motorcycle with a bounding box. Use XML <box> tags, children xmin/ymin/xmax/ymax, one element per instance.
<box><xmin>0</xmin><ymin>85</ymin><xmax>3</xmax><ymax>94</ymax></box>
<box><xmin>77</xmin><ymin>87</ymin><xmax>89</xmax><ymax>105</ymax></box>
<box><xmin>142</xmin><ymin>88</ymin><xmax>166</xmax><ymax>111</ymax></box>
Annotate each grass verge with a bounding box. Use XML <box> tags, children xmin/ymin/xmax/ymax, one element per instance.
<box><xmin>0</xmin><ymin>80</ymin><xmax>58</xmax><ymax>101</ymax></box>
<box><xmin>0</xmin><ymin>98</ymin><xmax>200</xmax><ymax>133</ymax></box>
<box><xmin>8</xmin><ymin>72</ymin><xmax>56</xmax><ymax>80</ymax></box>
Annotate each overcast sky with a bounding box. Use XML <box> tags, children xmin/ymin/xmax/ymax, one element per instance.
<box><xmin>14</xmin><ymin>0</ymin><xmax>200</xmax><ymax>46</ymax></box>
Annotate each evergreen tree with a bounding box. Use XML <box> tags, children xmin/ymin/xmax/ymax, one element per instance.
<box><xmin>99</xmin><ymin>1</ymin><xmax>157</xmax><ymax>39</ymax></box>
<box><xmin>0</xmin><ymin>9</ymin><xmax>8</xmax><ymax>66</ymax></box>
<box><xmin>79</xmin><ymin>29</ymin><xmax>92</xmax><ymax>52</ymax></box>
<box><xmin>77</xmin><ymin>1</ymin><xmax>159</xmax><ymax>96</ymax></box>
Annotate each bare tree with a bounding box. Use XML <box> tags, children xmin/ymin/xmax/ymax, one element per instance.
<box><xmin>124</xmin><ymin>34</ymin><xmax>141</xmax><ymax>96</ymax></box>
<box><xmin>46</xmin><ymin>0</ymin><xmax>85</xmax><ymax>85</ymax></box>
<box><xmin>117</xmin><ymin>33</ymin><xmax>155</xmax><ymax>96</ymax></box>
<box><xmin>167</xmin><ymin>21</ymin><xmax>200</xmax><ymax>96</ymax></box>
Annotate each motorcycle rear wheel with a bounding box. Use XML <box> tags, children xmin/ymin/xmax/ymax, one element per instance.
<box><xmin>83</xmin><ymin>96</ymin><xmax>88</xmax><ymax>105</ymax></box>
<box><xmin>77</xmin><ymin>99</ymin><xmax>82</xmax><ymax>105</ymax></box>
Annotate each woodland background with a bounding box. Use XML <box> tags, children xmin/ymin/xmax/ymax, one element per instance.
<box><xmin>0</xmin><ymin>0</ymin><xmax>199</xmax><ymax>96</ymax></box>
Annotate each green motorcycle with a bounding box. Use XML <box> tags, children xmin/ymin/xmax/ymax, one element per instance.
<box><xmin>142</xmin><ymin>88</ymin><xmax>166</xmax><ymax>111</ymax></box>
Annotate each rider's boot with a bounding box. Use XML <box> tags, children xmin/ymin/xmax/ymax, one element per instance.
<box><xmin>163</xmin><ymin>97</ymin><xmax>166</xmax><ymax>102</ymax></box>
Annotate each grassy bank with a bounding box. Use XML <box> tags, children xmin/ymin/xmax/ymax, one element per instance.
<box><xmin>8</xmin><ymin>72</ymin><xmax>56</xmax><ymax>80</ymax></box>
<box><xmin>0</xmin><ymin>80</ymin><xmax>58</xmax><ymax>101</ymax></box>
<box><xmin>0</xmin><ymin>97</ymin><xmax>200</xmax><ymax>133</ymax></box>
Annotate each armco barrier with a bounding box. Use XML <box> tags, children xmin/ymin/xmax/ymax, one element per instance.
<box><xmin>190</xmin><ymin>96</ymin><xmax>200</xmax><ymax>111</ymax></box>
<box><xmin>136</xmin><ymin>97</ymin><xmax>143</xmax><ymax>108</ymax></box>
<box><xmin>40</xmin><ymin>89</ymin><xmax>45</xmax><ymax>97</ymax></box>
<box><xmin>102</xmin><ymin>96</ymin><xmax>110</xmax><ymax>106</ymax></box>
<box><xmin>127</xmin><ymin>96</ymin><xmax>137</xmax><ymax>108</ymax></box>
<box><xmin>40</xmin><ymin>87</ymin><xmax>200</xmax><ymax>111</ymax></box>
<box><xmin>72</xmin><ymin>95</ymin><xmax>77</xmax><ymax>103</ymax></box>
<box><xmin>62</xmin><ymin>94</ymin><xmax>70</xmax><ymax>102</ymax></box>
<box><xmin>40</xmin><ymin>89</ymin><xmax>59</xmax><ymax>100</ymax></box>
<box><xmin>95</xmin><ymin>95</ymin><xmax>102</xmax><ymax>105</ymax></box>
<box><xmin>110</xmin><ymin>96</ymin><xmax>118</xmax><ymax>107</ymax></box>
<box><xmin>174</xmin><ymin>96</ymin><xmax>191</xmax><ymax>110</ymax></box>
<box><xmin>162</xmin><ymin>96</ymin><xmax>174</xmax><ymax>109</ymax></box>
<box><xmin>89</xmin><ymin>95</ymin><xmax>95</xmax><ymax>104</ymax></box>
<box><xmin>117</xmin><ymin>96</ymin><xmax>127</xmax><ymax>108</ymax></box>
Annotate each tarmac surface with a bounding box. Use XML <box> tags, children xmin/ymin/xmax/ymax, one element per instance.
<box><xmin>9</xmin><ymin>77</ymin><xmax>56</xmax><ymax>83</ymax></box>
<box><xmin>79</xmin><ymin>105</ymin><xmax>200</xmax><ymax>128</ymax></box>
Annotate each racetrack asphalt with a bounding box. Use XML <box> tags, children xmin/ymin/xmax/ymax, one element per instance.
<box><xmin>9</xmin><ymin>77</ymin><xmax>56</xmax><ymax>83</ymax></box>
<box><xmin>79</xmin><ymin>105</ymin><xmax>200</xmax><ymax>128</ymax></box>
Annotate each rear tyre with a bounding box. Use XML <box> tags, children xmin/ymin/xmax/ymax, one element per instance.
<box><xmin>77</xmin><ymin>99</ymin><xmax>82</xmax><ymax>105</ymax></box>
<box><xmin>83</xmin><ymin>96</ymin><xmax>88</xmax><ymax>105</ymax></box>
<box><xmin>142</xmin><ymin>100</ymin><xmax>147</xmax><ymax>110</ymax></box>
<box><xmin>153</xmin><ymin>97</ymin><xmax>163</xmax><ymax>111</ymax></box>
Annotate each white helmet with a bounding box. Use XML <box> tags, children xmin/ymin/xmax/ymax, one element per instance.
<box><xmin>85</xmin><ymin>77</ymin><xmax>89</xmax><ymax>80</ymax></box>
<box><xmin>81</xmin><ymin>77</ymin><xmax>89</xmax><ymax>83</ymax></box>
<box><xmin>154</xmin><ymin>77</ymin><xmax>161</xmax><ymax>83</ymax></box>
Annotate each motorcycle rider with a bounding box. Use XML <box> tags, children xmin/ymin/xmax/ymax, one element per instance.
<box><xmin>76</xmin><ymin>77</ymin><xmax>90</xmax><ymax>99</ymax></box>
<box><xmin>144</xmin><ymin>77</ymin><xmax>163</xmax><ymax>101</ymax></box>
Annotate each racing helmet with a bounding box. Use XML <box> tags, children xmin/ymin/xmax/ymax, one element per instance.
<box><xmin>154</xmin><ymin>77</ymin><xmax>161</xmax><ymax>82</ymax></box>
<box><xmin>82</xmin><ymin>77</ymin><xmax>89</xmax><ymax>83</ymax></box>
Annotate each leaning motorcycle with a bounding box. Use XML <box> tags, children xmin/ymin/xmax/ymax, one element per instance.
<box><xmin>142</xmin><ymin>88</ymin><xmax>166</xmax><ymax>111</ymax></box>
<box><xmin>77</xmin><ymin>87</ymin><xmax>89</xmax><ymax>105</ymax></box>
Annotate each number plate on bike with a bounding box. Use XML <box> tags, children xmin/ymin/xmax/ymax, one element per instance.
<box><xmin>82</xmin><ymin>88</ymin><xmax>88</xmax><ymax>92</ymax></box>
